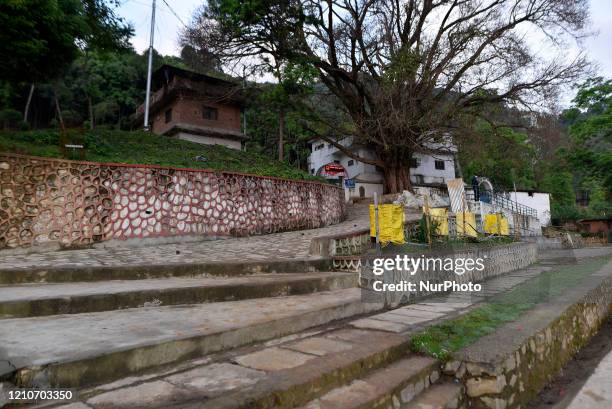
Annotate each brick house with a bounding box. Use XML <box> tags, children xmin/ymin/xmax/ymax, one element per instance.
<box><xmin>135</xmin><ymin>65</ymin><xmax>247</xmax><ymax>149</ymax></box>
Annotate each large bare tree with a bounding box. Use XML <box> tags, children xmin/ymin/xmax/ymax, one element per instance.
<box><xmin>183</xmin><ymin>0</ymin><xmax>589</xmax><ymax>193</ymax></box>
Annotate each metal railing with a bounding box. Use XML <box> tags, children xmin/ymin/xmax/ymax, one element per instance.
<box><xmin>466</xmin><ymin>191</ymin><xmax>537</xmax><ymax>218</ymax></box>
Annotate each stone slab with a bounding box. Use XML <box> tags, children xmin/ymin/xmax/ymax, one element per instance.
<box><xmin>350</xmin><ymin>318</ymin><xmax>411</xmax><ymax>333</ymax></box>
<box><xmin>86</xmin><ymin>380</ymin><xmax>190</xmax><ymax>408</ymax></box>
<box><xmin>234</xmin><ymin>347</ymin><xmax>315</xmax><ymax>371</ymax></box>
<box><xmin>405</xmin><ymin>304</ymin><xmax>461</xmax><ymax>313</ymax></box>
<box><xmin>284</xmin><ymin>337</ymin><xmax>353</xmax><ymax>356</ymax></box>
<box><xmin>301</xmin><ymin>356</ymin><xmax>437</xmax><ymax>409</ymax></box>
<box><xmin>402</xmin><ymin>382</ymin><xmax>462</xmax><ymax>409</ymax></box>
<box><xmin>165</xmin><ymin>363</ymin><xmax>265</xmax><ymax>395</ymax></box>
<box><xmin>388</xmin><ymin>307</ymin><xmax>445</xmax><ymax>319</ymax></box>
<box><xmin>368</xmin><ymin>312</ymin><xmax>433</xmax><ymax>326</ymax></box>
<box><xmin>324</xmin><ymin>329</ymin><xmax>385</xmax><ymax>344</ymax></box>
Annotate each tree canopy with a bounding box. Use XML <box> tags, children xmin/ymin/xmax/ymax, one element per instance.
<box><xmin>0</xmin><ymin>0</ymin><xmax>132</xmax><ymax>84</ymax></box>
<box><xmin>184</xmin><ymin>0</ymin><xmax>590</xmax><ymax>192</ymax></box>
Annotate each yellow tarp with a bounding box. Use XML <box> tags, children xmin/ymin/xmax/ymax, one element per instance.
<box><xmin>424</xmin><ymin>207</ymin><xmax>449</xmax><ymax>236</ymax></box>
<box><xmin>369</xmin><ymin>204</ymin><xmax>405</xmax><ymax>245</ymax></box>
<box><xmin>456</xmin><ymin>212</ymin><xmax>477</xmax><ymax>237</ymax></box>
<box><xmin>484</xmin><ymin>213</ymin><xmax>510</xmax><ymax>235</ymax></box>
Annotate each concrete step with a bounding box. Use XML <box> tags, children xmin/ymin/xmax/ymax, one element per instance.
<box><xmin>299</xmin><ymin>356</ymin><xmax>439</xmax><ymax>409</ymax></box>
<box><xmin>0</xmin><ymin>272</ymin><xmax>358</xmax><ymax>318</ymax></box>
<box><xmin>0</xmin><ymin>289</ymin><xmax>382</xmax><ymax>389</ymax></box>
<box><xmin>401</xmin><ymin>382</ymin><xmax>464</xmax><ymax>409</ymax></box>
<box><xmin>20</xmin><ymin>258</ymin><xmax>559</xmax><ymax>408</ymax></box>
<box><xmin>52</xmin><ymin>328</ymin><xmax>422</xmax><ymax>409</ymax></box>
<box><xmin>0</xmin><ymin>258</ymin><xmax>331</xmax><ymax>285</ymax></box>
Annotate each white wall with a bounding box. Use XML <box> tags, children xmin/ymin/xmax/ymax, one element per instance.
<box><xmin>410</xmin><ymin>153</ymin><xmax>456</xmax><ymax>185</ymax></box>
<box><xmin>345</xmin><ymin>182</ymin><xmax>384</xmax><ymax>201</ymax></box>
<box><xmin>176</xmin><ymin>132</ymin><xmax>242</xmax><ymax>150</ymax></box>
<box><xmin>308</xmin><ymin>137</ymin><xmax>457</xmax><ymax>201</ymax></box>
<box><xmin>308</xmin><ymin>137</ymin><xmax>354</xmax><ymax>176</ymax></box>
<box><xmin>513</xmin><ymin>192</ymin><xmax>551</xmax><ymax>226</ymax></box>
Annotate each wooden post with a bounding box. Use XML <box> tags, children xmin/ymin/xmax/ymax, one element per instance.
<box><xmin>374</xmin><ymin>192</ymin><xmax>381</xmax><ymax>255</ymax></box>
<box><xmin>424</xmin><ymin>195</ymin><xmax>432</xmax><ymax>247</ymax></box>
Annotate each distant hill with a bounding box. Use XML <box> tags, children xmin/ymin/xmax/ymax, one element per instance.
<box><xmin>0</xmin><ymin>129</ymin><xmax>323</xmax><ymax>181</ymax></box>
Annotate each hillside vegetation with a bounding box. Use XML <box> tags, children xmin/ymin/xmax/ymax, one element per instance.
<box><xmin>0</xmin><ymin>130</ymin><xmax>323</xmax><ymax>181</ymax></box>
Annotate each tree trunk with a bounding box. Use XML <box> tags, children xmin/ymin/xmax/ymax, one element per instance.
<box><xmin>23</xmin><ymin>83</ymin><xmax>35</xmax><ymax>123</ymax></box>
<box><xmin>278</xmin><ymin>108</ymin><xmax>285</xmax><ymax>161</ymax></box>
<box><xmin>383</xmin><ymin>164</ymin><xmax>412</xmax><ymax>194</ymax></box>
<box><xmin>453</xmin><ymin>153</ymin><xmax>463</xmax><ymax>179</ymax></box>
<box><xmin>53</xmin><ymin>88</ymin><xmax>65</xmax><ymax>132</ymax></box>
<box><xmin>87</xmin><ymin>95</ymin><xmax>95</xmax><ymax>130</ymax></box>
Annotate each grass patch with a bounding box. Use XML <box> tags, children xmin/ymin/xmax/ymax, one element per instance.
<box><xmin>410</xmin><ymin>256</ymin><xmax>611</xmax><ymax>360</ymax></box>
<box><xmin>0</xmin><ymin>129</ymin><xmax>325</xmax><ymax>182</ymax></box>
<box><xmin>379</xmin><ymin>236</ymin><xmax>517</xmax><ymax>255</ymax></box>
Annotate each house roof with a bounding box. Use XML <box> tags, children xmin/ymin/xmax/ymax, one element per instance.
<box><xmin>578</xmin><ymin>217</ymin><xmax>612</xmax><ymax>223</ymax></box>
<box><xmin>151</xmin><ymin>65</ymin><xmax>240</xmax><ymax>89</ymax></box>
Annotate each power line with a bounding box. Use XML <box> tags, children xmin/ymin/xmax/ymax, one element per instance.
<box><xmin>160</xmin><ymin>0</ymin><xmax>188</xmax><ymax>28</ymax></box>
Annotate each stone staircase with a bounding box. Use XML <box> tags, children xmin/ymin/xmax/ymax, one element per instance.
<box><xmin>0</xmin><ymin>249</ymin><xmax>556</xmax><ymax>409</ymax></box>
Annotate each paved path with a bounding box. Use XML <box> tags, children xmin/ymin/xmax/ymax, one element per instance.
<box><xmin>566</xmin><ymin>348</ymin><xmax>612</xmax><ymax>409</ymax></box>
<box><xmin>0</xmin><ymin>207</ymin><xmax>371</xmax><ymax>271</ymax></box>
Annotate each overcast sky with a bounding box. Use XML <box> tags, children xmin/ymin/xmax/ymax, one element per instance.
<box><xmin>118</xmin><ymin>0</ymin><xmax>612</xmax><ymax>106</ymax></box>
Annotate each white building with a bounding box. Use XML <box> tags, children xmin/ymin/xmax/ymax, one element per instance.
<box><xmin>513</xmin><ymin>191</ymin><xmax>551</xmax><ymax>226</ymax></box>
<box><xmin>307</xmin><ymin>136</ymin><xmax>457</xmax><ymax>201</ymax></box>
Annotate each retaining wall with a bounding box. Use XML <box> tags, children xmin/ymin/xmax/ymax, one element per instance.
<box><xmin>448</xmin><ymin>261</ymin><xmax>612</xmax><ymax>409</ymax></box>
<box><xmin>352</xmin><ymin>242</ymin><xmax>538</xmax><ymax>306</ymax></box>
<box><xmin>0</xmin><ymin>153</ymin><xmax>346</xmax><ymax>251</ymax></box>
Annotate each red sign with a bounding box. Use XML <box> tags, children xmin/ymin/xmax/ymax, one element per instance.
<box><xmin>324</xmin><ymin>163</ymin><xmax>346</xmax><ymax>175</ymax></box>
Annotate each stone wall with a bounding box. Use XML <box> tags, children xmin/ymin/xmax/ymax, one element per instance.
<box><xmin>0</xmin><ymin>153</ymin><xmax>345</xmax><ymax>251</ymax></box>
<box><xmin>350</xmin><ymin>242</ymin><xmax>538</xmax><ymax>306</ymax></box>
<box><xmin>449</xmin><ymin>268</ymin><xmax>612</xmax><ymax>409</ymax></box>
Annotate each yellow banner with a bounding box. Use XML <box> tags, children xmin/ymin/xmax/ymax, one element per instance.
<box><xmin>369</xmin><ymin>204</ymin><xmax>405</xmax><ymax>244</ymax></box>
<box><xmin>484</xmin><ymin>213</ymin><xmax>510</xmax><ymax>235</ymax></box>
<box><xmin>456</xmin><ymin>212</ymin><xmax>477</xmax><ymax>237</ymax></box>
<box><xmin>425</xmin><ymin>207</ymin><xmax>449</xmax><ymax>236</ymax></box>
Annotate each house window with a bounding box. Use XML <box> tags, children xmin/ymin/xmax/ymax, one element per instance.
<box><xmin>347</xmin><ymin>160</ymin><xmax>354</xmax><ymax>166</ymax></box>
<box><xmin>315</xmin><ymin>144</ymin><xmax>324</xmax><ymax>151</ymax></box>
<box><xmin>202</xmin><ymin>106</ymin><xmax>218</xmax><ymax>120</ymax></box>
<box><xmin>310</xmin><ymin>168</ymin><xmax>315</xmax><ymax>174</ymax></box>
<box><xmin>435</xmin><ymin>160</ymin><xmax>445</xmax><ymax>170</ymax></box>
<box><xmin>409</xmin><ymin>158</ymin><xmax>420</xmax><ymax>168</ymax></box>
<box><xmin>164</xmin><ymin>108</ymin><xmax>172</xmax><ymax>123</ymax></box>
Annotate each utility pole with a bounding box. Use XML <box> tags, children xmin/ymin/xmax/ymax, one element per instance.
<box><xmin>144</xmin><ymin>0</ymin><xmax>156</xmax><ymax>131</ymax></box>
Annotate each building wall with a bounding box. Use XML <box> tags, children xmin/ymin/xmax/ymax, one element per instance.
<box><xmin>344</xmin><ymin>182</ymin><xmax>384</xmax><ymax>202</ymax></box>
<box><xmin>175</xmin><ymin>132</ymin><xmax>242</xmax><ymax>150</ymax></box>
<box><xmin>513</xmin><ymin>192</ymin><xmax>551</xmax><ymax>226</ymax></box>
<box><xmin>410</xmin><ymin>152</ymin><xmax>456</xmax><ymax>185</ymax></box>
<box><xmin>308</xmin><ymin>137</ymin><xmax>456</xmax><ymax>200</ymax></box>
<box><xmin>580</xmin><ymin>220</ymin><xmax>610</xmax><ymax>234</ymax></box>
<box><xmin>0</xmin><ymin>153</ymin><xmax>346</xmax><ymax>251</ymax></box>
<box><xmin>151</xmin><ymin>98</ymin><xmax>242</xmax><ymax>136</ymax></box>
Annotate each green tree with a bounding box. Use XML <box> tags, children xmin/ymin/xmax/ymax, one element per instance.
<box><xmin>65</xmin><ymin>51</ymin><xmax>144</xmax><ymax>128</ymax></box>
<box><xmin>459</xmin><ymin>120</ymin><xmax>536</xmax><ymax>191</ymax></box>
<box><xmin>561</xmin><ymin>77</ymin><xmax>612</xmax><ymax>217</ymax></box>
<box><xmin>0</xmin><ymin>0</ymin><xmax>132</xmax><ymax>125</ymax></box>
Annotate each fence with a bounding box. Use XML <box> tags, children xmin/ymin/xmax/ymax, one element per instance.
<box><xmin>466</xmin><ymin>191</ymin><xmax>537</xmax><ymax>218</ymax></box>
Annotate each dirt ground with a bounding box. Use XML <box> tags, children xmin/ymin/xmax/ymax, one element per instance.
<box><xmin>527</xmin><ymin>317</ymin><xmax>612</xmax><ymax>409</ymax></box>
